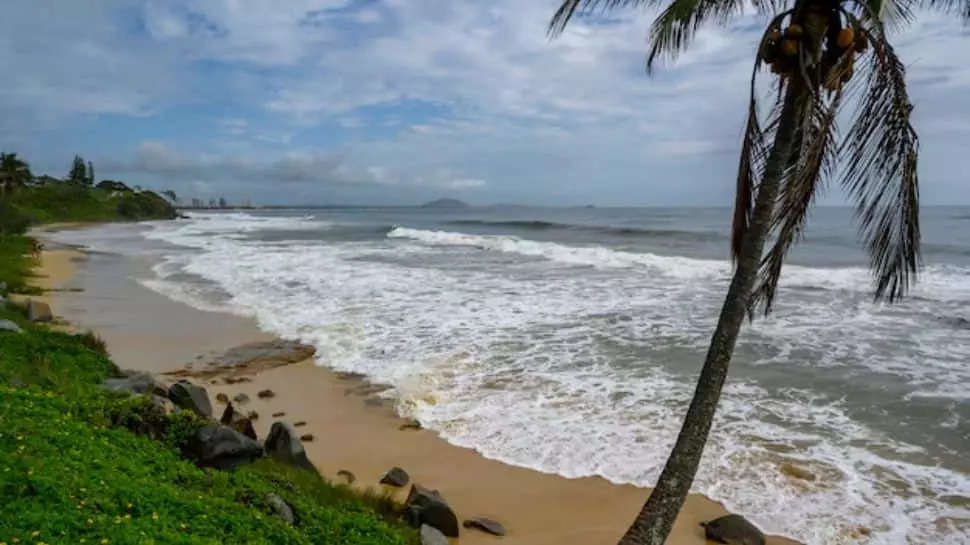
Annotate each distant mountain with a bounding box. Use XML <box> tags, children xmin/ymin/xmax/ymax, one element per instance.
<box><xmin>421</xmin><ymin>198</ymin><xmax>469</xmax><ymax>208</ymax></box>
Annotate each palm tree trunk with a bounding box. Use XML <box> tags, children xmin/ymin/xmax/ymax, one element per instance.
<box><xmin>618</xmin><ymin>86</ymin><xmax>805</xmax><ymax>545</ymax></box>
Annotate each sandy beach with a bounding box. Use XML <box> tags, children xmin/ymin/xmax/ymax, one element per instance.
<box><xmin>34</xmin><ymin>229</ymin><xmax>799</xmax><ymax>545</ymax></box>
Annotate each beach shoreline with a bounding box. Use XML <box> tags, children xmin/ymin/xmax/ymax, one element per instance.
<box><xmin>34</xmin><ymin>226</ymin><xmax>800</xmax><ymax>545</ymax></box>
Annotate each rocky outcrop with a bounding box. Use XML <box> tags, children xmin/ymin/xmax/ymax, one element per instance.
<box><xmin>168</xmin><ymin>381</ymin><xmax>213</xmax><ymax>418</ymax></box>
<box><xmin>26</xmin><ymin>299</ymin><xmax>52</xmax><ymax>322</ymax></box>
<box><xmin>463</xmin><ymin>518</ymin><xmax>506</xmax><ymax>536</ymax></box>
<box><xmin>169</xmin><ymin>340</ymin><xmax>315</xmax><ymax>379</ymax></box>
<box><xmin>100</xmin><ymin>372</ymin><xmax>168</xmax><ymax>397</ymax></box>
<box><xmin>420</xmin><ymin>524</ymin><xmax>449</xmax><ymax>545</ymax></box>
<box><xmin>219</xmin><ymin>402</ymin><xmax>257</xmax><ymax>440</ymax></box>
<box><xmin>0</xmin><ymin>319</ymin><xmax>22</xmax><ymax>334</ymax></box>
<box><xmin>405</xmin><ymin>484</ymin><xmax>460</xmax><ymax>537</ymax></box>
<box><xmin>266</xmin><ymin>493</ymin><xmax>297</xmax><ymax>525</ymax></box>
<box><xmin>701</xmin><ymin>514</ymin><xmax>766</xmax><ymax>545</ymax></box>
<box><xmin>265</xmin><ymin>422</ymin><xmax>317</xmax><ymax>473</ymax></box>
<box><xmin>380</xmin><ymin>467</ymin><xmax>410</xmax><ymax>487</ymax></box>
<box><xmin>185</xmin><ymin>424</ymin><xmax>263</xmax><ymax>470</ymax></box>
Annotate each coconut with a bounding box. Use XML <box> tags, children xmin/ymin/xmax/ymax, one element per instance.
<box><xmin>781</xmin><ymin>39</ymin><xmax>799</xmax><ymax>57</ymax></box>
<box><xmin>768</xmin><ymin>28</ymin><xmax>782</xmax><ymax>42</ymax></box>
<box><xmin>855</xmin><ymin>29</ymin><xmax>869</xmax><ymax>51</ymax></box>
<box><xmin>837</xmin><ymin>27</ymin><xmax>855</xmax><ymax>49</ymax></box>
<box><xmin>761</xmin><ymin>40</ymin><xmax>778</xmax><ymax>62</ymax></box>
<box><xmin>785</xmin><ymin>24</ymin><xmax>804</xmax><ymax>39</ymax></box>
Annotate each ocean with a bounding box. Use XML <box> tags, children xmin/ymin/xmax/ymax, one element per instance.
<box><xmin>50</xmin><ymin>206</ymin><xmax>970</xmax><ymax>545</ymax></box>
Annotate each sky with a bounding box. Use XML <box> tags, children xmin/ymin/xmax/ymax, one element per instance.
<box><xmin>2</xmin><ymin>0</ymin><xmax>968</xmax><ymax>206</ymax></box>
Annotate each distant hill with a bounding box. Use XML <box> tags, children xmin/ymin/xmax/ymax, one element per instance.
<box><xmin>421</xmin><ymin>198</ymin><xmax>469</xmax><ymax>208</ymax></box>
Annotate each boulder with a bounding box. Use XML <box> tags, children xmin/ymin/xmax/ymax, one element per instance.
<box><xmin>464</xmin><ymin>518</ymin><xmax>507</xmax><ymax>536</ymax></box>
<box><xmin>100</xmin><ymin>372</ymin><xmax>168</xmax><ymax>397</ymax></box>
<box><xmin>26</xmin><ymin>299</ymin><xmax>53</xmax><ymax>322</ymax></box>
<box><xmin>185</xmin><ymin>424</ymin><xmax>263</xmax><ymax>470</ymax></box>
<box><xmin>701</xmin><ymin>514</ymin><xmax>766</xmax><ymax>545</ymax></box>
<box><xmin>0</xmin><ymin>319</ymin><xmax>23</xmax><ymax>334</ymax></box>
<box><xmin>168</xmin><ymin>381</ymin><xmax>213</xmax><ymax>418</ymax></box>
<box><xmin>265</xmin><ymin>422</ymin><xmax>317</xmax><ymax>473</ymax></box>
<box><xmin>380</xmin><ymin>467</ymin><xmax>410</xmax><ymax>487</ymax></box>
<box><xmin>151</xmin><ymin>395</ymin><xmax>175</xmax><ymax>414</ymax></box>
<box><xmin>272</xmin><ymin>411</ymin><xmax>286</xmax><ymax>417</ymax></box>
<box><xmin>233</xmin><ymin>393</ymin><xmax>250</xmax><ymax>404</ymax></box>
<box><xmin>219</xmin><ymin>403</ymin><xmax>257</xmax><ymax>440</ymax></box>
<box><xmin>420</xmin><ymin>524</ymin><xmax>450</xmax><ymax>545</ymax></box>
<box><xmin>405</xmin><ymin>484</ymin><xmax>460</xmax><ymax>537</ymax></box>
<box><xmin>266</xmin><ymin>493</ymin><xmax>297</xmax><ymax>525</ymax></box>
<box><xmin>215</xmin><ymin>393</ymin><xmax>229</xmax><ymax>404</ymax></box>
<box><xmin>299</xmin><ymin>433</ymin><xmax>314</xmax><ymax>442</ymax></box>
<box><xmin>257</xmin><ymin>389</ymin><xmax>275</xmax><ymax>399</ymax></box>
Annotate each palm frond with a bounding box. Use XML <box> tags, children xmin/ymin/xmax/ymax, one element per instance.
<box><xmin>549</xmin><ymin>0</ymin><xmax>666</xmax><ymax>36</ymax></box>
<box><xmin>645</xmin><ymin>0</ymin><xmax>751</xmax><ymax>69</ymax></box>
<box><xmin>840</xmin><ymin>14</ymin><xmax>920</xmax><ymax>302</ymax></box>
<box><xmin>917</xmin><ymin>0</ymin><xmax>970</xmax><ymax>20</ymax></box>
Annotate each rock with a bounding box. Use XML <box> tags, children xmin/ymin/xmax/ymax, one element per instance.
<box><xmin>299</xmin><ymin>433</ymin><xmax>314</xmax><ymax>442</ymax></box>
<box><xmin>0</xmin><ymin>319</ymin><xmax>23</xmax><ymax>334</ymax></box>
<box><xmin>399</xmin><ymin>419</ymin><xmax>422</xmax><ymax>431</ymax></box>
<box><xmin>100</xmin><ymin>372</ymin><xmax>167</xmax><ymax>397</ymax></box>
<box><xmin>293</xmin><ymin>421</ymin><xmax>307</xmax><ymax>427</ymax></box>
<box><xmin>464</xmin><ymin>518</ymin><xmax>507</xmax><ymax>536</ymax></box>
<box><xmin>265</xmin><ymin>422</ymin><xmax>317</xmax><ymax>473</ymax></box>
<box><xmin>151</xmin><ymin>395</ymin><xmax>175</xmax><ymax>414</ymax></box>
<box><xmin>219</xmin><ymin>403</ymin><xmax>257</xmax><ymax>440</ymax></box>
<box><xmin>215</xmin><ymin>393</ymin><xmax>229</xmax><ymax>404</ymax></box>
<box><xmin>233</xmin><ymin>393</ymin><xmax>250</xmax><ymax>404</ymax></box>
<box><xmin>185</xmin><ymin>424</ymin><xmax>263</xmax><ymax>470</ymax></box>
<box><xmin>266</xmin><ymin>493</ymin><xmax>297</xmax><ymax>525</ymax></box>
<box><xmin>207</xmin><ymin>340</ymin><xmax>315</xmax><ymax>372</ymax></box>
<box><xmin>337</xmin><ymin>469</ymin><xmax>356</xmax><ymax>484</ymax></box>
<box><xmin>405</xmin><ymin>484</ymin><xmax>460</xmax><ymax>537</ymax></box>
<box><xmin>272</xmin><ymin>412</ymin><xmax>285</xmax><ymax>417</ymax></box>
<box><xmin>247</xmin><ymin>410</ymin><xmax>259</xmax><ymax>421</ymax></box>
<box><xmin>701</xmin><ymin>514</ymin><xmax>766</xmax><ymax>545</ymax></box>
<box><xmin>420</xmin><ymin>524</ymin><xmax>450</xmax><ymax>545</ymax></box>
<box><xmin>26</xmin><ymin>299</ymin><xmax>53</xmax><ymax>322</ymax></box>
<box><xmin>781</xmin><ymin>462</ymin><xmax>816</xmax><ymax>481</ymax></box>
<box><xmin>257</xmin><ymin>389</ymin><xmax>275</xmax><ymax>399</ymax></box>
<box><xmin>224</xmin><ymin>376</ymin><xmax>252</xmax><ymax>384</ymax></box>
<box><xmin>168</xmin><ymin>381</ymin><xmax>213</xmax><ymax>418</ymax></box>
<box><xmin>380</xmin><ymin>467</ymin><xmax>410</xmax><ymax>487</ymax></box>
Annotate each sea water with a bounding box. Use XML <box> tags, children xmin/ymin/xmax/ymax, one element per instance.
<box><xmin>50</xmin><ymin>206</ymin><xmax>970</xmax><ymax>545</ymax></box>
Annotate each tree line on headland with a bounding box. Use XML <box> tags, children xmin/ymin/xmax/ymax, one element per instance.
<box><xmin>0</xmin><ymin>152</ymin><xmax>177</xmax><ymax>235</ymax></box>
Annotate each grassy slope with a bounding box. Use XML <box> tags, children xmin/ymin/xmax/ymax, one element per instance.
<box><xmin>0</xmin><ymin>241</ymin><xmax>417</xmax><ymax>545</ymax></box>
<box><xmin>0</xmin><ymin>235</ymin><xmax>37</xmax><ymax>293</ymax></box>
<box><xmin>6</xmin><ymin>183</ymin><xmax>177</xmax><ymax>225</ymax></box>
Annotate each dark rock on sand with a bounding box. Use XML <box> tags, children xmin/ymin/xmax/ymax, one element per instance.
<box><xmin>405</xmin><ymin>484</ymin><xmax>459</xmax><ymax>537</ymax></box>
<box><xmin>420</xmin><ymin>524</ymin><xmax>450</xmax><ymax>545</ymax></box>
<box><xmin>0</xmin><ymin>319</ymin><xmax>23</xmax><ymax>334</ymax></box>
<box><xmin>399</xmin><ymin>419</ymin><xmax>422</xmax><ymax>431</ymax></box>
<box><xmin>293</xmin><ymin>421</ymin><xmax>307</xmax><ymax>427</ymax></box>
<box><xmin>168</xmin><ymin>381</ymin><xmax>213</xmax><ymax>418</ymax></box>
<box><xmin>272</xmin><ymin>411</ymin><xmax>285</xmax><ymax>417</ymax></box>
<box><xmin>266</xmin><ymin>493</ymin><xmax>297</xmax><ymax>525</ymax></box>
<box><xmin>26</xmin><ymin>299</ymin><xmax>53</xmax><ymax>322</ymax></box>
<box><xmin>701</xmin><ymin>514</ymin><xmax>766</xmax><ymax>545</ymax></box>
<box><xmin>337</xmin><ymin>469</ymin><xmax>356</xmax><ymax>484</ymax></box>
<box><xmin>463</xmin><ymin>518</ymin><xmax>507</xmax><ymax>536</ymax></box>
<box><xmin>219</xmin><ymin>403</ymin><xmax>257</xmax><ymax>440</ymax></box>
<box><xmin>101</xmin><ymin>372</ymin><xmax>168</xmax><ymax>397</ymax></box>
<box><xmin>257</xmin><ymin>389</ymin><xmax>275</xmax><ymax>399</ymax></box>
<box><xmin>186</xmin><ymin>424</ymin><xmax>263</xmax><ymax>470</ymax></box>
<box><xmin>199</xmin><ymin>340</ymin><xmax>315</xmax><ymax>375</ymax></box>
<box><xmin>215</xmin><ymin>393</ymin><xmax>229</xmax><ymax>404</ymax></box>
<box><xmin>299</xmin><ymin>433</ymin><xmax>314</xmax><ymax>442</ymax></box>
<box><xmin>380</xmin><ymin>467</ymin><xmax>410</xmax><ymax>487</ymax></box>
<box><xmin>224</xmin><ymin>376</ymin><xmax>252</xmax><ymax>384</ymax></box>
<box><xmin>233</xmin><ymin>392</ymin><xmax>250</xmax><ymax>404</ymax></box>
<box><xmin>265</xmin><ymin>422</ymin><xmax>317</xmax><ymax>473</ymax></box>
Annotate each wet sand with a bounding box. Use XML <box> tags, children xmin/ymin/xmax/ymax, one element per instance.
<box><xmin>34</xmin><ymin>230</ymin><xmax>799</xmax><ymax>545</ymax></box>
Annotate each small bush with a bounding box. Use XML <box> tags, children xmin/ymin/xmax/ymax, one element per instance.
<box><xmin>77</xmin><ymin>330</ymin><xmax>108</xmax><ymax>356</ymax></box>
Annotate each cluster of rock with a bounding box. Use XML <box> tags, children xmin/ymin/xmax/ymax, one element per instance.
<box><xmin>0</xmin><ymin>298</ymin><xmax>54</xmax><ymax>335</ymax></box>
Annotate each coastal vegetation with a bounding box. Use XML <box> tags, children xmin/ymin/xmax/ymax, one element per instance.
<box><xmin>0</xmin><ymin>152</ymin><xmax>176</xmax><ymax>235</ymax></box>
<box><xmin>0</xmin><ymin>238</ymin><xmax>418</xmax><ymax>545</ymax></box>
<box><xmin>549</xmin><ymin>0</ymin><xmax>947</xmax><ymax>543</ymax></box>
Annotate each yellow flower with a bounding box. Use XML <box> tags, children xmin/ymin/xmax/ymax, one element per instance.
<box><xmin>101</xmin><ymin>539</ymin><xmax>109</xmax><ymax>545</ymax></box>
<box><xmin>30</xmin><ymin>532</ymin><xmax>39</xmax><ymax>538</ymax></box>
<box><xmin>151</xmin><ymin>512</ymin><xmax>158</xmax><ymax>521</ymax></box>
<box><xmin>87</xmin><ymin>519</ymin><xmax>93</xmax><ymax>525</ymax></box>
<box><xmin>179</xmin><ymin>523</ymin><xmax>186</xmax><ymax>530</ymax></box>
<box><xmin>126</xmin><ymin>503</ymin><xmax>132</xmax><ymax>509</ymax></box>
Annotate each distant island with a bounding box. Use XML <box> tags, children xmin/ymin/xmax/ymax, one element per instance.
<box><xmin>421</xmin><ymin>198</ymin><xmax>469</xmax><ymax>208</ymax></box>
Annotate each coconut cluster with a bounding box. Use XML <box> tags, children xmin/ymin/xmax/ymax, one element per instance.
<box><xmin>760</xmin><ymin>20</ymin><xmax>869</xmax><ymax>89</ymax></box>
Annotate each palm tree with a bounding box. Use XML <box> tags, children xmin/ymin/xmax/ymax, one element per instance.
<box><xmin>549</xmin><ymin>0</ymin><xmax>946</xmax><ymax>542</ymax></box>
<box><xmin>0</xmin><ymin>152</ymin><xmax>32</xmax><ymax>197</ymax></box>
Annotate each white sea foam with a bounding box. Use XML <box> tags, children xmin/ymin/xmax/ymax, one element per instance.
<box><xmin>130</xmin><ymin>213</ymin><xmax>970</xmax><ymax>545</ymax></box>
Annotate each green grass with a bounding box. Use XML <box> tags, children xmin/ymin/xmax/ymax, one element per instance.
<box><xmin>4</xmin><ymin>184</ymin><xmax>176</xmax><ymax>226</ymax></box>
<box><xmin>0</xmin><ymin>235</ymin><xmax>38</xmax><ymax>293</ymax></box>
<box><xmin>0</xmin><ymin>240</ymin><xmax>418</xmax><ymax>545</ymax></box>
